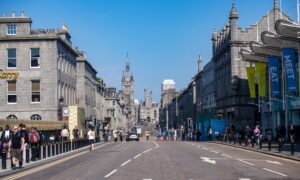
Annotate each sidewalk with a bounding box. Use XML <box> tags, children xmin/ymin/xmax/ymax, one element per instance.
<box><xmin>0</xmin><ymin>141</ymin><xmax>106</xmax><ymax>178</ymax></box>
<box><xmin>213</xmin><ymin>141</ymin><xmax>300</xmax><ymax>162</ymax></box>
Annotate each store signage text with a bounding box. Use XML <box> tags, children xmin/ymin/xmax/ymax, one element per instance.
<box><xmin>0</xmin><ymin>69</ymin><xmax>19</xmax><ymax>80</ymax></box>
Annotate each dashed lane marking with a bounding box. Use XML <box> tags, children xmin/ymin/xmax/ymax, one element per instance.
<box><xmin>210</xmin><ymin>150</ymin><xmax>219</xmax><ymax>154</ymax></box>
<box><xmin>104</xmin><ymin>169</ymin><xmax>117</xmax><ymax>178</ymax></box>
<box><xmin>238</xmin><ymin>159</ymin><xmax>254</xmax><ymax>166</ymax></box>
<box><xmin>239</xmin><ymin>178</ymin><xmax>251</xmax><ymax>180</ymax></box>
<box><xmin>221</xmin><ymin>154</ymin><xmax>232</xmax><ymax>158</ymax></box>
<box><xmin>143</xmin><ymin>148</ymin><xmax>152</xmax><ymax>154</ymax></box>
<box><xmin>153</xmin><ymin>141</ymin><xmax>159</xmax><ymax>149</ymax></box>
<box><xmin>262</xmin><ymin>168</ymin><xmax>287</xmax><ymax>177</ymax></box>
<box><xmin>111</xmin><ymin>143</ymin><xmax>123</xmax><ymax>150</ymax></box>
<box><xmin>121</xmin><ymin>159</ymin><xmax>132</xmax><ymax>166</ymax></box>
<box><xmin>134</xmin><ymin>154</ymin><xmax>142</xmax><ymax>159</ymax></box>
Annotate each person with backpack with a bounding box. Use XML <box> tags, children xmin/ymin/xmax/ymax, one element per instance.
<box><xmin>29</xmin><ymin>127</ymin><xmax>40</xmax><ymax>161</ymax></box>
<box><xmin>254</xmin><ymin>125</ymin><xmax>260</xmax><ymax>145</ymax></box>
<box><xmin>73</xmin><ymin>126</ymin><xmax>80</xmax><ymax>140</ymax></box>
<box><xmin>1</xmin><ymin>125</ymin><xmax>12</xmax><ymax>159</ymax></box>
<box><xmin>9</xmin><ymin>125</ymin><xmax>24</xmax><ymax>170</ymax></box>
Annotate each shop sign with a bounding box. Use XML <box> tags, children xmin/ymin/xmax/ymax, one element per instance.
<box><xmin>0</xmin><ymin>69</ymin><xmax>19</xmax><ymax>80</ymax></box>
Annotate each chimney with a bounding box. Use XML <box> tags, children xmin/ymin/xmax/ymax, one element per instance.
<box><xmin>2</xmin><ymin>11</ymin><xmax>6</xmax><ymax>17</ymax></box>
<box><xmin>12</xmin><ymin>11</ymin><xmax>15</xmax><ymax>17</ymax></box>
<box><xmin>21</xmin><ymin>10</ymin><xmax>24</xmax><ymax>17</ymax></box>
<box><xmin>198</xmin><ymin>55</ymin><xmax>203</xmax><ymax>73</ymax></box>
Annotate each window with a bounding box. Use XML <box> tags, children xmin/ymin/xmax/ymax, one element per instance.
<box><xmin>31</xmin><ymin>80</ymin><xmax>40</xmax><ymax>102</ymax></box>
<box><xmin>7</xmin><ymin>81</ymin><xmax>17</xmax><ymax>103</ymax></box>
<box><xmin>31</xmin><ymin>114</ymin><xmax>42</xmax><ymax>120</ymax></box>
<box><xmin>6</xmin><ymin>114</ymin><xmax>17</xmax><ymax>119</ymax></box>
<box><xmin>7</xmin><ymin>48</ymin><xmax>16</xmax><ymax>68</ymax></box>
<box><xmin>7</xmin><ymin>25</ymin><xmax>16</xmax><ymax>35</ymax></box>
<box><xmin>30</xmin><ymin>48</ymin><xmax>40</xmax><ymax>67</ymax></box>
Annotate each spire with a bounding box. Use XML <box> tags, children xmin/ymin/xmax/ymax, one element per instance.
<box><xmin>274</xmin><ymin>0</ymin><xmax>278</xmax><ymax>10</ymax></box>
<box><xmin>198</xmin><ymin>55</ymin><xmax>203</xmax><ymax>73</ymax></box>
<box><xmin>229</xmin><ymin>3</ymin><xmax>238</xmax><ymax>19</ymax></box>
<box><xmin>125</xmin><ymin>62</ymin><xmax>130</xmax><ymax>72</ymax></box>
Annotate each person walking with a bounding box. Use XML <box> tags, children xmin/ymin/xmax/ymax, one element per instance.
<box><xmin>29</xmin><ymin>127</ymin><xmax>40</xmax><ymax>161</ymax></box>
<box><xmin>1</xmin><ymin>125</ymin><xmax>12</xmax><ymax>159</ymax></box>
<box><xmin>9</xmin><ymin>125</ymin><xmax>24</xmax><ymax>170</ymax></box>
<box><xmin>72</xmin><ymin>126</ymin><xmax>80</xmax><ymax>140</ymax></box>
<box><xmin>145</xmin><ymin>131</ymin><xmax>150</xmax><ymax>141</ymax></box>
<box><xmin>61</xmin><ymin>126</ymin><xmax>69</xmax><ymax>141</ymax></box>
<box><xmin>254</xmin><ymin>125</ymin><xmax>260</xmax><ymax>145</ymax></box>
<box><xmin>119</xmin><ymin>131</ymin><xmax>123</xmax><ymax>142</ymax></box>
<box><xmin>19</xmin><ymin>124</ymin><xmax>28</xmax><ymax>166</ymax></box>
<box><xmin>87</xmin><ymin>127</ymin><xmax>95</xmax><ymax>151</ymax></box>
<box><xmin>113</xmin><ymin>130</ymin><xmax>118</xmax><ymax>142</ymax></box>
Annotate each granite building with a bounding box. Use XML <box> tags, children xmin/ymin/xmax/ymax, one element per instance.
<box><xmin>0</xmin><ymin>12</ymin><xmax>77</xmax><ymax>120</ymax></box>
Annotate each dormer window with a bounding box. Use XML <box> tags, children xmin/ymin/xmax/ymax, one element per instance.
<box><xmin>7</xmin><ymin>25</ymin><xmax>16</xmax><ymax>35</ymax></box>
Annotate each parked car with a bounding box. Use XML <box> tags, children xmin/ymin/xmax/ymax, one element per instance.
<box><xmin>126</xmin><ymin>133</ymin><xmax>139</xmax><ymax>141</ymax></box>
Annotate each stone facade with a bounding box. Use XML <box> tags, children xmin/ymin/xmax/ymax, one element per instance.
<box><xmin>0</xmin><ymin>12</ymin><xmax>77</xmax><ymax>121</ymax></box>
<box><xmin>76</xmin><ymin>50</ymin><xmax>97</xmax><ymax>123</ymax></box>
<box><xmin>212</xmin><ymin>3</ymin><xmax>291</xmax><ymax>127</ymax></box>
<box><xmin>139</xmin><ymin>89</ymin><xmax>159</xmax><ymax>124</ymax></box>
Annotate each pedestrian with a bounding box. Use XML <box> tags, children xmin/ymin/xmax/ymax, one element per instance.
<box><xmin>72</xmin><ymin>126</ymin><xmax>80</xmax><ymax>140</ymax></box>
<box><xmin>119</xmin><ymin>131</ymin><xmax>123</xmax><ymax>142</ymax></box>
<box><xmin>29</xmin><ymin>127</ymin><xmax>40</xmax><ymax>161</ymax></box>
<box><xmin>9</xmin><ymin>125</ymin><xmax>24</xmax><ymax>170</ymax></box>
<box><xmin>19</xmin><ymin>124</ymin><xmax>28</xmax><ymax>165</ymax></box>
<box><xmin>1</xmin><ymin>125</ymin><xmax>12</xmax><ymax>159</ymax></box>
<box><xmin>145</xmin><ymin>130</ymin><xmax>150</xmax><ymax>141</ymax></box>
<box><xmin>113</xmin><ymin>130</ymin><xmax>118</xmax><ymax>142</ymax></box>
<box><xmin>254</xmin><ymin>125</ymin><xmax>260</xmax><ymax>145</ymax></box>
<box><xmin>214</xmin><ymin>129</ymin><xmax>219</xmax><ymax>141</ymax></box>
<box><xmin>61</xmin><ymin>126</ymin><xmax>69</xmax><ymax>141</ymax></box>
<box><xmin>87</xmin><ymin>127</ymin><xmax>95</xmax><ymax>151</ymax></box>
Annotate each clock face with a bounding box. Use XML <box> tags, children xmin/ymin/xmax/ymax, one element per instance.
<box><xmin>63</xmin><ymin>109</ymin><xmax>69</xmax><ymax>114</ymax></box>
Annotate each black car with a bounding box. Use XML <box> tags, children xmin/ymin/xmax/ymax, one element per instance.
<box><xmin>126</xmin><ymin>133</ymin><xmax>139</xmax><ymax>141</ymax></box>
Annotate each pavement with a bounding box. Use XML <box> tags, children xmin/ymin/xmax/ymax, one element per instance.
<box><xmin>1</xmin><ymin>138</ymin><xmax>300</xmax><ymax>180</ymax></box>
<box><xmin>213</xmin><ymin>141</ymin><xmax>300</xmax><ymax>161</ymax></box>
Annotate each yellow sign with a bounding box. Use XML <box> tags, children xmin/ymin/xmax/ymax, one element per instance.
<box><xmin>0</xmin><ymin>69</ymin><xmax>19</xmax><ymax>80</ymax></box>
<box><xmin>256</xmin><ymin>63</ymin><xmax>266</xmax><ymax>97</ymax></box>
<box><xmin>246</xmin><ymin>67</ymin><xmax>256</xmax><ymax>98</ymax></box>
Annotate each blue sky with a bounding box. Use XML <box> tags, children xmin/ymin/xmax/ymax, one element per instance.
<box><xmin>0</xmin><ymin>0</ymin><xmax>297</xmax><ymax>102</ymax></box>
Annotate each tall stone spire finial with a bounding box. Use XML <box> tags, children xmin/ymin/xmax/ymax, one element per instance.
<box><xmin>229</xmin><ymin>3</ymin><xmax>238</xmax><ymax>19</ymax></box>
<box><xmin>274</xmin><ymin>0</ymin><xmax>278</xmax><ymax>9</ymax></box>
<box><xmin>198</xmin><ymin>55</ymin><xmax>203</xmax><ymax>73</ymax></box>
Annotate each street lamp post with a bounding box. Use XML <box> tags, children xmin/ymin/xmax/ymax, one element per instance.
<box><xmin>59</xmin><ymin>96</ymin><xmax>64</xmax><ymax>121</ymax></box>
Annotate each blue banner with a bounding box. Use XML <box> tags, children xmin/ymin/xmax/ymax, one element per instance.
<box><xmin>268</xmin><ymin>56</ymin><xmax>280</xmax><ymax>96</ymax></box>
<box><xmin>282</xmin><ymin>48</ymin><xmax>297</xmax><ymax>92</ymax></box>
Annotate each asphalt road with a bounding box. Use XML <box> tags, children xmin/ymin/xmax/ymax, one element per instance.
<box><xmin>3</xmin><ymin>139</ymin><xmax>300</xmax><ymax>180</ymax></box>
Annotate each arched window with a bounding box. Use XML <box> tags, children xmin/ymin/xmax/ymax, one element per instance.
<box><xmin>6</xmin><ymin>114</ymin><xmax>17</xmax><ymax>120</ymax></box>
<box><xmin>31</xmin><ymin>114</ymin><xmax>42</xmax><ymax>120</ymax></box>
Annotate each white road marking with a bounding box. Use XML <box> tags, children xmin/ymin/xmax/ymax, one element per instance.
<box><xmin>263</xmin><ymin>168</ymin><xmax>287</xmax><ymax>177</ymax></box>
<box><xmin>134</xmin><ymin>154</ymin><xmax>142</xmax><ymax>159</ymax></box>
<box><xmin>121</xmin><ymin>159</ymin><xmax>132</xmax><ymax>166</ymax></box>
<box><xmin>239</xmin><ymin>178</ymin><xmax>251</xmax><ymax>180</ymax></box>
<box><xmin>238</xmin><ymin>159</ymin><xmax>254</xmax><ymax>166</ymax></box>
<box><xmin>210</xmin><ymin>150</ymin><xmax>219</xmax><ymax>154</ymax></box>
<box><xmin>143</xmin><ymin>179</ymin><xmax>152</xmax><ymax>180</ymax></box>
<box><xmin>202</xmin><ymin>147</ymin><xmax>209</xmax><ymax>150</ymax></box>
<box><xmin>153</xmin><ymin>141</ymin><xmax>159</xmax><ymax>149</ymax></box>
<box><xmin>111</xmin><ymin>143</ymin><xmax>123</xmax><ymax>150</ymax></box>
<box><xmin>197</xmin><ymin>145</ymin><xmax>201</xmax><ymax>148</ymax></box>
<box><xmin>143</xmin><ymin>148</ymin><xmax>153</xmax><ymax>153</ymax></box>
<box><xmin>266</xmin><ymin>160</ymin><xmax>282</xmax><ymax>165</ymax></box>
<box><xmin>104</xmin><ymin>169</ymin><xmax>117</xmax><ymax>178</ymax></box>
<box><xmin>200</xmin><ymin>157</ymin><xmax>216</xmax><ymax>164</ymax></box>
<box><xmin>221</xmin><ymin>154</ymin><xmax>232</xmax><ymax>158</ymax></box>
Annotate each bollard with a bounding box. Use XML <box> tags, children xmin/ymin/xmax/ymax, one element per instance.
<box><xmin>43</xmin><ymin>145</ymin><xmax>46</xmax><ymax>159</ymax></box>
<box><xmin>69</xmin><ymin>141</ymin><xmax>71</xmax><ymax>151</ymax></box>
<box><xmin>38</xmin><ymin>145</ymin><xmax>41</xmax><ymax>160</ymax></box>
<box><xmin>60</xmin><ymin>142</ymin><xmax>62</xmax><ymax>154</ymax></box>
<box><xmin>2</xmin><ymin>149</ymin><xmax>7</xmax><ymax>169</ymax></box>
<box><xmin>245</xmin><ymin>138</ymin><xmax>248</xmax><ymax>147</ymax></box>
<box><xmin>56</xmin><ymin>143</ymin><xmax>59</xmax><ymax>155</ymax></box>
<box><xmin>63</xmin><ymin>142</ymin><xmax>66</xmax><ymax>153</ymax></box>
<box><xmin>259</xmin><ymin>135</ymin><xmax>262</xmax><ymax>149</ymax></box>
<box><xmin>51</xmin><ymin>144</ymin><xmax>55</xmax><ymax>156</ymax></box>
<box><xmin>268</xmin><ymin>140</ymin><xmax>271</xmax><ymax>151</ymax></box>
<box><xmin>251</xmin><ymin>136</ymin><xmax>254</xmax><ymax>148</ymax></box>
<box><xmin>26</xmin><ymin>146</ymin><xmax>30</xmax><ymax>163</ymax></box>
<box><xmin>278</xmin><ymin>138</ymin><xmax>282</xmax><ymax>153</ymax></box>
<box><xmin>47</xmin><ymin>144</ymin><xmax>51</xmax><ymax>157</ymax></box>
<box><xmin>238</xmin><ymin>135</ymin><xmax>241</xmax><ymax>146</ymax></box>
<box><xmin>291</xmin><ymin>135</ymin><xmax>295</xmax><ymax>156</ymax></box>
